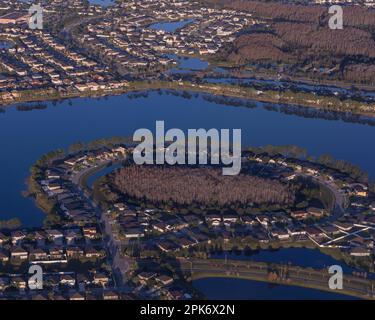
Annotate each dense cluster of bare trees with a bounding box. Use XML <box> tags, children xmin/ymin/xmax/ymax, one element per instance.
<box><xmin>227</xmin><ymin>33</ymin><xmax>292</xmax><ymax>64</ymax></box>
<box><xmin>344</xmin><ymin>64</ymin><xmax>375</xmax><ymax>84</ymax></box>
<box><xmin>209</xmin><ymin>0</ymin><xmax>375</xmax><ymax>85</ymax></box>
<box><xmin>216</xmin><ymin>0</ymin><xmax>326</xmax><ymax>23</ymax></box>
<box><xmin>208</xmin><ymin>0</ymin><xmax>375</xmax><ymax>28</ymax></box>
<box><xmin>273</xmin><ymin>23</ymin><xmax>375</xmax><ymax>58</ymax></box>
<box><xmin>112</xmin><ymin>165</ymin><xmax>294</xmax><ymax>208</ymax></box>
<box><xmin>226</xmin><ymin>23</ymin><xmax>375</xmax><ymax>66</ymax></box>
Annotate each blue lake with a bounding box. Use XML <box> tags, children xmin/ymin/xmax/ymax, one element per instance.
<box><xmin>213</xmin><ymin>248</ymin><xmax>356</xmax><ymax>273</ymax></box>
<box><xmin>167</xmin><ymin>54</ymin><xmax>209</xmax><ymax>72</ymax></box>
<box><xmin>86</xmin><ymin>162</ymin><xmax>123</xmax><ymax>189</ymax></box>
<box><xmin>148</xmin><ymin>19</ymin><xmax>194</xmax><ymax>33</ymax></box>
<box><xmin>194</xmin><ymin>278</ymin><xmax>358</xmax><ymax>300</ymax></box>
<box><xmin>147</xmin><ymin>20</ymin><xmax>209</xmax><ymax>72</ymax></box>
<box><xmin>88</xmin><ymin>0</ymin><xmax>114</xmax><ymax>7</ymax></box>
<box><xmin>1</xmin><ymin>91</ymin><xmax>375</xmax><ymax>227</ymax></box>
<box><xmin>204</xmin><ymin>77</ymin><xmax>375</xmax><ymax>101</ymax></box>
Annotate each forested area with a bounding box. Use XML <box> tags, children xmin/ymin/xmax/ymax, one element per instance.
<box><xmin>111</xmin><ymin>165</ymin><xmax>295</xmax><ymax>209</ymax></box>
<box><xmin>208</xmin><ymin>0</ymin><xmax>375</xmax><ymax>85</ymax></box>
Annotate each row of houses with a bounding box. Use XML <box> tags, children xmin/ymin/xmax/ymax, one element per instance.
<box><xmin>0</xmin><ymin>244</ymin><xmax>105</xmax><ymax>264</ymax></box>
<box><xmin>1</xmin><ymin>226</ymin><xmax>99</xmax><ymax>246</ymax></box>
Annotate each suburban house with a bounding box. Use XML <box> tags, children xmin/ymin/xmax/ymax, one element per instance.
<box><xmin>10</xmin><ymin>246</ymin><xmax>28</xmax><ymax>260</ymax></box>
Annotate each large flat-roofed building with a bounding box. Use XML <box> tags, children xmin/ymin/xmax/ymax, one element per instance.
<box><xmin>0</xmin><ymin>11</ymin><xmax>29</xmax><ymax>24</ymax></box>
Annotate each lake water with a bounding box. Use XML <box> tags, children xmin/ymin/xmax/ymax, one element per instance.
<box><xmin>88</xmin><ymin>0</ymin><xmax>114</xmax><ymax>7</ymax></box>
<box><xmin>86</xmin><ymin>162</ymin><xmax>123</xmax><ymax>189</ymax></box>
<box><xmin>147</xmin><ymin>20</ymin><xmax>209</xmax><ymax>72</ymax></box>
<box><xmin>212</xmin><ymin>248</ymin><xmax>356</xmax><ymax>273</ymax></box>
<box><xmin>193</xmin><ymin>278</ymin><xmax>358</xmax><ymax>300</ymax></box>
<box><xmin>148</xmin><ymin>19</ymin><xmax>194</xmax><ymax>33</ymax></box>
<box><xmin>1</xmin><ymin>91</ymin><xmax>375</xmax><ymax>227</ymax></box>
<box><xmin>167</xmin><ymin>54</ymin><xmax>209</xmax><ymax>73</ymax></box>
<box><xmin>198</xmin><ymin>228</ymin><xmax>372</xmax><ymax>299</ymax></box>
<box><xmin>1</xmin><ymin>8</ymin><xmax>373</xmax><ymax>301</ymax></box>
<box><xmin>205</xmin><ymin>77</ymin><xmax>375</xmax><ymax>102</ymax></box>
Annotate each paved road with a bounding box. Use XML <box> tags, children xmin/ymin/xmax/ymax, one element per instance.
<box><xmin>297</xmin><ymin>173</ymin><xmax>346</xmax><ymax>221</ymax></box>
<box><xmin>69</xmin><ymin>158</ymin><xmax>132</xmax><ymax>290</ymax></box>
<box><xmin>70</xmin><ymin>160</ymin><xmax>112</xmax><ymax>186</ymax></box>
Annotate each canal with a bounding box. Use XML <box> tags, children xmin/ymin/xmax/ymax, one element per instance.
<box><xmin>193</xmin><ymin>277</ymin><xmax>358</xmax><ymax>300</ymax></box>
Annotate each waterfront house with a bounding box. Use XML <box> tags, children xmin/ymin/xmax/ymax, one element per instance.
<box><xmin>11</xmin><ymin>231</ymin><xmax>26</xmax><ymax>245</ymax></box>
<box><xmin>155</xmin><ymin>275</ymin><xmax>174</xmax><ymax>286</ymax></box>
<box><xmin>318</xmin><ymin>224</ymin><xmax>341</xmax><ymax>237</ymax></box>
<box><xmin>271</xmin><ymin>229</ymin><xmax>290</xmax><ymax>240</ymax></box>
<box><xmin>306</xmin><ymin>227</ymin><xmax>325</xmax><ymax>237</ymax></box>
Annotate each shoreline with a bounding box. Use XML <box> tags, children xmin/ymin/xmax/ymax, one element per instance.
<box><xmin>1</xmin><ymin>80</ymin><xmax>375</xmax><ymax>118</ymax></box>
<box><xmin>179</xmin><ymin>258</ymin><xmax>374</xmax><ymax>300</ymax></box>
<box><xmin>191</xmin><ymin>272</ymin><xmax>364</xmax><ymax>300</ymax></box>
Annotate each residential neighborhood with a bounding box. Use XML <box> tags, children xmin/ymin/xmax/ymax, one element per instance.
<box><xmin>1</xmin><ymin>0</ymin><xmax>375</xmax><ymax>302</ymax></box>
<box><xmin>0</xmin><ymin>141</ymin><xmax>370</xmax><ymax>299</ymax></box>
